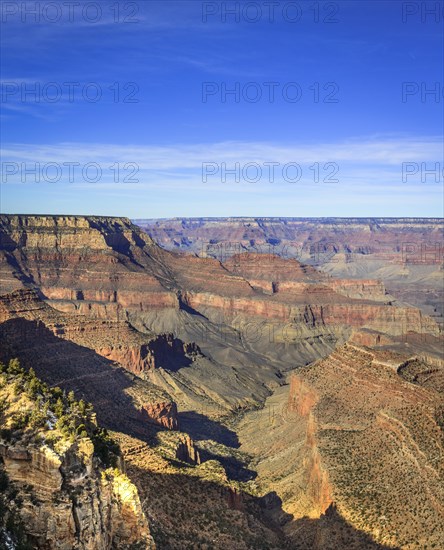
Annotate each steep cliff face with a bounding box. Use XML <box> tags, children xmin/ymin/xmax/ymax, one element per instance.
<box><xmin>289</xmin><ymin>389</ymin><xmax>334</xmax><ymax>519</ymax></box>
<box><xmin>0</xmin><ymin>288</ymin><xmax>199</xmax><ymax>376</ymax></box>
<box><xmin>0</xmin><ymin>214</ymin><xmax>178</xmax><ymax>312</ymax></box>
<box><xmin>288</xmin><ymin>375</ymin><xmax>318</xmax><ymax>417</ymax></box>
<box><xmin>1</xmin><ymin>442</ymin><xmax>153</xmax><ymax>549</ymax></box>
<box><xmin>0</xmin><ymin>290</ymin><xmax>181</xmax><ymax>436</ymax></box>
<box><xmin>325</xmin><ymin>279</ymin><xmax>388</xmax><ymax>301</ymax></box>
<box><xmin>96</xmin><ymin>334</ymin><xmax>201</xmax><ymax>377</ymax></box>
<box><xmin>1</xmin><ymin>214</ymin><xmax>441</xmax><ymax>422</ymax></box>
<box><xmin>136</xmin><ymin>217</ymin><xmax>444</xmax><ymax>322</ymax></box>
<box><xmin>179</xmin><ymin>287</ymin><xmax>439</xmax><ymax>337</ymax></box>
<box><xmin>0</xmin><ymin>362</ymin><xmax>154</xmax><ymax>549</ymax></box>
<box><xmin>1</xmin><ymin>215</ymin><xmax>440</xmax><ymax>343</ymax></box>
<box><xmin>239</xmin><ymin>344</ymin><xmax>444</xmax><ymax>549</ymax></box>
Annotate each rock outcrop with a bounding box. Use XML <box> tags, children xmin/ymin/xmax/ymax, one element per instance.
<box><xmin>174</xmin><ymin>434</ymin><xmax>201</xmax><ymax>465</ymax></box>
<box><xmin>141</xmin><ymin>400</ymin><xmax>179</xmax><ymax>431</ymax></box>
<box><xmin>239</xmin><ymin>343</ymin><xmax>444</xmax><ymax>549</ymax></box>
<box><xmin>1</xmin><ymin>440</ymin><xmax>153</xmax><ymax>549</ymax></box>
<box><xmin>0</xmin><ymin>366</ymin><xmax>154</xmax><ymax>549</ymax></box>
<box><xmin>136</xmin><ymin>216</ymin><xmax>444</xmax><ymax>322</ymax></box>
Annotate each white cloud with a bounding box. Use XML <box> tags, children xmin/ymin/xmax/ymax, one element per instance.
<box><xmin>2</xmin><ymin>136</ymin><xmax>441</xmax><ymax>169</ymax></box>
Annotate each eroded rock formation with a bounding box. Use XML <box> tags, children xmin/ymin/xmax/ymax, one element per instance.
<box><xmin>174</xmin><ymin>434</ymin><xmax>201</xmax><ymax>465</ymax></box>
<box><xmin>136</xmin><ymin>217</ymin><xmax>444</xmax><ymax>322</ymax></box>
<box><xmin>239</xmin><ymin>343</ymin><xmax>444</xmax><ymax>549</ymax></box>
<box><xmin>0</xmin><ymin>367</ymin><xmax>154</xmax><ymax>549</ymax></box>
<box><xmin>1</xmin><ymin>214</ymin><xmax>443</xmax><ymax>549</ymax></box>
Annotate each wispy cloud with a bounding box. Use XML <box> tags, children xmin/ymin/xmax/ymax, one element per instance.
<box><xmin>2</xmin><ymin>136</ymin><xmax>442</xmax><ymax>168</ymax></box>
<box><xmin>1</xmin><ymin>135</ymin><xmax>442</xmax><ymax>207</ymax></box>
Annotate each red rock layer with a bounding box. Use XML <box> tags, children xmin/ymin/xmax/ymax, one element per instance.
<box><xmin>0</xmin><ymin>290</ymin><xmax>183</xmax><ymax>434</ymax></box>
<box><xmin>0</xmin><ymin>215</ymin><xmax>440</xmax><ymax>344</ymax></box>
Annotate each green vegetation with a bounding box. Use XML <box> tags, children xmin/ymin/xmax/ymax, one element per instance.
<box><xmin>0</xmin><ymin>358</ymin><xmax>127</xmax><ymax>547</ymax></box>
<box><xmin>91</xmin><ymin>428</ymin><xmax>120</xmax><ymax>468</ymax></box>
<box><xmin>0</xmin><ymin>358</ymin><xmax>120</xmax><ymax>467</ymax></box>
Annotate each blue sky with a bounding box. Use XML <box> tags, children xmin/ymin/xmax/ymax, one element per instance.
<box><xmin>1</xmin><ymin>0</ymin><xmax>443</xmax><ymax>217</ymax></box>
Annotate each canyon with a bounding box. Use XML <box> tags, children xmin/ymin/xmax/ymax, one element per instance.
<box><xmin>137</xmin><ymin>217</ymin><xmax>444</xmax><ymax>323</ymax></box>
<box><xmin>239</xmin><ymin>343</ymin><xmax>444</xmax><ymax>548</ymax></box>
<box><xmin>0</xmin><ymin>214</ymin><xmax>443</xmax><ymax>549</ymax></box>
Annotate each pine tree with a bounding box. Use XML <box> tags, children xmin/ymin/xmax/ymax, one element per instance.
<box><xmin>54</xmin><ymin>397</ymin><xmax>64</xmax><ymax>418</ymax></box>
<box><xmin>7</xmin><ymin>358</ymin><xmax>22</xmax><ymax>375</ymax></box>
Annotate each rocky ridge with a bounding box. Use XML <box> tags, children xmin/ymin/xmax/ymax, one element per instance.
<box><xmin>136</xmin><ymin>217</ymin><xmax>444</xmax><ymax>322</ymax></box>
<box><xmin>0</xmin><ymin>360</ymin><xmax>154</xmax><ymax>549</ymax></box>
<box><xmin>239</xmin><ymin>343</ymin><xmax>444</xmax><ymax>549</ymax></box>
<box><xmin>1</xmin><ymin>214</ymin><xmax>443</xmax><ymax>549</ymax></box>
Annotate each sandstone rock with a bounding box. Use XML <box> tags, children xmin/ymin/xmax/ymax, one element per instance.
<box><xmin>240</xmin><ymin>343</ymin><xmax>444</xmax><ymax>548</ymax></box>
<box><xmin>174</xmin><ymin>434</ymin><xmax>201</xmax><ymax>464</ymax></box>
<box><xmin>1</xmin><ymin>440</ymin><xmax>155</xmax><ymax>549</ymax></box>
<box><xmin>141</xmin><ymin>400</ymin><xmax>178</xmax><ymax>430</ymax></box>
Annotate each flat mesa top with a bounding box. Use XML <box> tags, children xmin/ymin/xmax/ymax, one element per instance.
<box><xmin>133</xmin><ymin>217</ymin><xmax>444</xmax><ymax>223</ymax></box>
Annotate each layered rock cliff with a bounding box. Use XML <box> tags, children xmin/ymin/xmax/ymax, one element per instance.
<box><xmin>1</xmin><ymin>215</ymin><xmax>440</xmax><ymax>342</ymax></box>
<box><xmin>1</xmin><ymin>442</ymin><xmax>153</xmax><ymax>549</ymax></box>
<box><xmin>1</xmin><ymin>214</ymin><xmax>441</xmax><ymax>421</ymax></box>
<box><xmin>0</xmin><ymin>287</ymin><xmax>200</xmax><ymax>376</ymax></box>
<box><xmin>136</xmin><ymin>217</ymin><xmax>444</xmax><ymax>322</ymax></box>
<box><xmin>239</xmin><ymin>343</ymin><xmax>444</xmax><ymax>549</ymax></box>
<box><xmin>0</xmin><ymin>290</ymin><xmax>181</xmax><ymax>434</ymax></box>
<box><xmin>0</xmin><ymin>360</ymin><xmax>154</xmax><ymax>549</ymax></box>
<box><xmin>136</xmin><ymin>216</ymin><xmax>443</xmax><ymax>254</ymax></box>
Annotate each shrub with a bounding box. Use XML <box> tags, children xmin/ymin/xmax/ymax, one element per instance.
<box><xmin>1</xmin><ymin>357</ymin><xmax>123</xmax><ymax>470</ymax></box>
<box><xmin>91</xmin><ymin>428</ymin><xmax>120</xmax><ymax>468</ymax></box>
<box><xmin>7</xmin><ymin>358</ymin><xmax>22</xmax><ymax>376</ymax></box>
